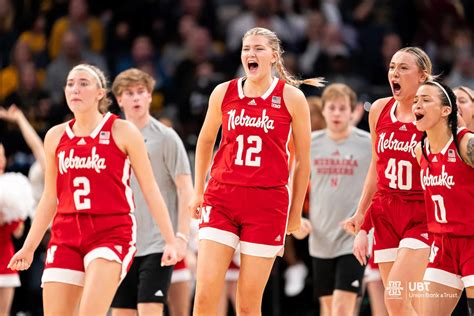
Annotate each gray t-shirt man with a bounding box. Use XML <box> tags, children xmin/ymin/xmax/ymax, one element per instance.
<box><xmin>309</xmin><ymin>127</ymin><xmax>371</xmax><ymax>258</ymax></box>
<box><xmin>133</xmin><ymin>117</ymin><xmax>191</xmax><ymax>256</ymax></box>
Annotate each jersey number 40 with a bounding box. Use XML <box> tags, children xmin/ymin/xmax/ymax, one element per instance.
<box><xmin>384</xmin><ymin>158</ymin><xmax>412</xmax><ymax>190</ymax></box>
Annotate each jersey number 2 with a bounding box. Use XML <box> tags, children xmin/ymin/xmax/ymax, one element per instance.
<box><xmin>73</xmin><ymin>176</ymin><xmax>91</xmax><ymax>210</ymax></box>
<box><xmin>235</xmin><ymin>135</ymin><xmax>262</xmax><ymax>167</ymax></box>
<box><xmin>384</xmin><ymin>158</ymin><xmax>412</xmax><ymax>190</ymax></box>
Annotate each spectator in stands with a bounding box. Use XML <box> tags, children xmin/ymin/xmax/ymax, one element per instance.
<box><xmin>48</xmin><ymin>0</ymin><xmax>104</xmax><ymax>60</ymax></box>
<box><xmin>45</xmin><ymin>30</ymin><xmax>107</xmax><ymax>107</ymax></box>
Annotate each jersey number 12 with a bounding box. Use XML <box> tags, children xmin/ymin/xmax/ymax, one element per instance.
<box><xmin>235</xmin><ymin>135</ymin><xmax>262</xmax><ymax>167</ymax></box>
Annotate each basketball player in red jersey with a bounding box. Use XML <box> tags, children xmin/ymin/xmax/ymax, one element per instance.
<box><xmin>188</xmin><ymin>27</ymin><xmax>323</xmax><ymax>315</ymax></box>
<box><xmin>413</xmin><ymin>81</ymin><xmax>474</xmax><ymax>315</ymax></box>
<box><xmin>344</xmin><ymin>47</ymin><xmax>433</xmax><ymax>315</ymax></box>
<box><xmin>8</xmin><ymin>64</ymin><xmax>178</xmax><ymax>315</ymax></box>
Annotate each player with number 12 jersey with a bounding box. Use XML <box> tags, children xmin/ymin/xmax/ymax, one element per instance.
<box><xmin>211</xmin><ymin>77</ymin><xmax>291</xmax><ymax>187</ymax></box>
<box><xmin>201</xmin><ymin>77</ymin><xmax>293</xmax><ymax>257</ymax></box>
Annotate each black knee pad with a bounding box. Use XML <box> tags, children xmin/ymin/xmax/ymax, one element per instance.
<box><xmin>467</xmin><ymin>298</ymin><xmax>474</xmax><ymax>316</ymax></box>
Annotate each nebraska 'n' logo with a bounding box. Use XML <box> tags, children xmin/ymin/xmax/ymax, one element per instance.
<box><xmin>46</xmin><ymin>245</ymin><xmax>58</xmax><ymax>264</ymax></box>
<box><xmin>200</xmin><ymin>206</ymin><xmax>212</xmax><ymax>224</ymax></box>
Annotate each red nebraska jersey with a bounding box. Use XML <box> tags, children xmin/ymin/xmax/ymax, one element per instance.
<box><xmin>375</xmin><ymin>98</ymin><xmax>423</xmax><ymax>196</ymax></box>
<box><xmin>420</xmin><ymin>128</ymin><xmax>474</xmax><ymax>236</ymax></box>
<box><xmin>56</xmin><ymin>113</ymin><xmax>134</xmax><ymax>215</ymax></box>
<box><xmin>210</xmin><ymin>77</ymin><xmax>292</xmax><ymax>187</ymax></box>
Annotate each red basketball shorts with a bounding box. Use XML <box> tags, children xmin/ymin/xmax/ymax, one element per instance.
<box><xmin>199</xmin><ymin>178</ymin><xmax>289</xmax><ymax>258</ymax></box>
<box><xmin>424</xmin><ymin>234</ymin><xmax>474</xmax><ymax>290</ymax></box>
<box><xmin>369</xmin><ymin>193</ymin><xmax>431</xmax><ymax>263</ymax></box>
<box><xmin>171</xmin><ymin>259</ymin><xmax>192</xmax><ymax>284</ymax></box>
<box><xmin>42</xmin><ymin>212</ymin><xmax>136</xmax><ymax>286</ymax></box>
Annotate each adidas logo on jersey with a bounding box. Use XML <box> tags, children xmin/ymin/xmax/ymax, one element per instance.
<box><xmin>77</xmin><ymin>138</ymin><xmax>87</xmax><ymax>145</ymax></box>
<box><xmin>399</xmin><ymin>125</ymin><xmax>407</xmax><ymax>131</ymax></box>
<box><xmin>154</xmin><ymin>290</ymin><xmax>164</xmax><ymax>297</ymax></box>
<box><xmin>432</xmin><ymin>156</ymin><xmax>438</xmax><ymax>162</ymax></box>
<box><xmin>421</xmin><ymin>233</ymin><xmax>429</xmax><ymax>240</ymax></box>
<box><xmin>248</xmin><ymin>99</ymin><xmax>257</xmax><ymax>106</ymax></box>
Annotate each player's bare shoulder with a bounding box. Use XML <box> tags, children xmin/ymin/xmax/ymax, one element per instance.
<box><xmin>111</xmin><ymin>118</ymin><xmax>142</xmax><ymax>152</ymax></box>
<box><xmin>43</xmin><ymin>122</ymin><xmax>68</xmax><ymax>151</ymax></box>
<box><xmin>368</xmin><ymin>97</ymin><xmax>392</xmax><ymax>127</ymax></box>
<box><xmin>209</xmin><ymin>81</ymin><xmax>231</xmax><ymax>103</ymax></box>
<box><xmin>282</xmin><ymin>83</ymin><xmax>307</xmax><ymax>117</ymax></box>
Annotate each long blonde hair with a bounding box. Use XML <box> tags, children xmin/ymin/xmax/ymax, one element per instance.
<box><xmin>243</xmin><ymin>27</ymin><xmax>325</xmax><ymax>88</ymax></box>
<box><xmin>397</xmin><ymin>47</ymin><xmax>435</xmax><ymax>81</ymax></box>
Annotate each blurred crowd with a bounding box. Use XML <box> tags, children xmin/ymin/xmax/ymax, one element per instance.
<box><xmin>1</xmin><ymin>0</ymin><xmax>473</xmax><ymax>168</ymax></box>
<box><xmin>0</xmin><ymin>0</ymin><xmax>473</xmax><ymax>315</ymax></box>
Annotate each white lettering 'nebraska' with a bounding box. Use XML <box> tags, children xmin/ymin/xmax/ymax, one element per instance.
<box><xmin>58</xmin><ymin>147</ymin><xmax>107</xmax><ymax>174</ymax></box>
<box><xmin>227</xmin><ymin>109</ymin><xmax>275</xmax><ymax>133</ymax></box>
<box><xmin>421</xmin><ymin>165</ymin><xmax>455</xmax><ymax>190</ymax></box>
<box><xmin>377</xmin><ymin>132</ymin><xmax>418</xmax><ymax>158</ymax></box>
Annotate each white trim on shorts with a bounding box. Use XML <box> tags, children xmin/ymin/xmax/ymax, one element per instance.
<box><xmin>374</xmin><ymin>248</ymin><xmax>397</xmax><ymax>263</ymax></box>
<box><xmin>461</xmin><ymin>275</ymin><xmax>474</xmax><ymax>288</ymax></box>
<box><xmin>399</xmin><ymin>237</ymin><xmax>430</xmax><ymax>249</ymax></box>
<box><xmin>225</xmin><ymin>269</ymin><xmax>239</xmax><ymax>281</ymax></box>
<box><xmin>42</xmin><ymin>268</ymin><xmax>85</xmax><ymax>287</ymax></box>
<box><xmin>121</xmin><ymin>213</ymin><xmax>137</xmax><ymax>281</ymax></box>
<box><xmin>199</xmin><ymin>227</ymin><xmax>239</xmax><ymax>249</ymax></box>
<box><xmin>84</xmin><ymin>247</ymin><xmax>122</xmax><ymax>270</ymax></box>
<box><xmin>424</xmin><ymin>267</ymin><xmax>463</xmax><ymax>290</ymax></box>
<box><xmin>240</xmin><ymin>241</ymin><xmax>283</xmax><ymax>258</ymax></box>
<box><xmin>364</xmin><ymin>264</ymin><xmax>381</xmax><ymax>283</ymax></box>
<box><xmin>171</xmin><ymin>268</ymin><xmax>192</xmax><ymax>284</ymax></box>
<box><xmin>0</xmin><ymin>274</ymin><xmax>21</xmax><ymax>287</ymax></box>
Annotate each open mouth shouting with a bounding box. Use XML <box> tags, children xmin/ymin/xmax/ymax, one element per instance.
<box><xmin>248</xmin><ymin>61</ymin><xmax>259</xmax><ymax>74</ymax></box>
<box><xmin>391</xmin><ymin>81</ymin><xmax>401</xmax><ymax>96</ymax></box>
<box><xmin>414</xmin><ymin>112</ymin><xmax>424</xmax><ymax>122</ymax></box>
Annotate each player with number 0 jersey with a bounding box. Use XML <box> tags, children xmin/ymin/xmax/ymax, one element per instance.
<box><xmin>414</xmin><ymin>81</ymin><xmax>474</xmax><ymax>315</ymax></box>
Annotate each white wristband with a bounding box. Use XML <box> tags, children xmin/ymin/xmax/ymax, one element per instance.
<box><xmin>176</xmin><ymin>232</ymin><xmax>189</xmax><ymax>243</ymax></box>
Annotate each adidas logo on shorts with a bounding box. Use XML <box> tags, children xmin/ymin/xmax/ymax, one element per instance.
<box><xmin>351</xmin><ymin>280</ymin><xmax>360</xmax><ymax>288</ymax></box>
<box><xmin>154</xmin><ymin>290</ymin><xmax>164</xmax><ymax>297</ymax></box>
<box><xmin>275</xmin><ymin>235</ymin><xmax>282</xmax><ymax>242</ymax></box>
<box><xmin>421</xmin><ymin>233</ymin><xmax>429</xmax><ymax>240</ymax></box>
